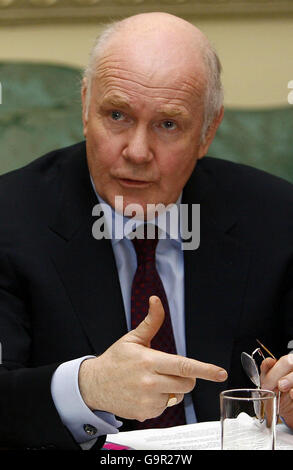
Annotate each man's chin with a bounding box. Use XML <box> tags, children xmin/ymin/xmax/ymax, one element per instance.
<box><xmin>106</xmin><ymin>193</ymin><xmax>173</xmax><ymax>221</ymax></box>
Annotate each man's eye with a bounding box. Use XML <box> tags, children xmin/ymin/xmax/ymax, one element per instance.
<box><xmin>162</xmin><ymin>120</ymin><xmax>177</xmax><ymax>130</ymax></box>
<box><xmin>111</xmin><ymin>110</ymin><xmax>124</xmax><ymax>121</ymax></box>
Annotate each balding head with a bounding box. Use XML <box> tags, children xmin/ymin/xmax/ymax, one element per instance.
<box><xmin>83</xmin><ymin>12</ymin><xmax>223</xmax><ymax>141</ymax></box>
<box><xmin>100</xmin><ymin>12</ymin><xmax>207</xmax><ymax>55</ymax></box>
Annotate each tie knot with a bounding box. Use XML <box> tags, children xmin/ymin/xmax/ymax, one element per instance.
<box><xmin>131</xmin><ymin>224</ymin><xmax>159</xmax><ymax>264</ymax></box>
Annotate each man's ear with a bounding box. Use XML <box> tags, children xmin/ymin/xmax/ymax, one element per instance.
<box><xmin>81</xmin><ymin>77</ymin><xmax>88</xmax><ymax>138</ymax></box>
<box><xmin>197</xmin><ymin>106</ymin><xmax>224</xmax><ymax>159</ymax></box>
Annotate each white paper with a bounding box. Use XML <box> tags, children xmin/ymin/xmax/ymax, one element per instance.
<box><xmin>105</xmin><ymin>420</ymin><xmax>293</xmax><ymax>450</ymax></box>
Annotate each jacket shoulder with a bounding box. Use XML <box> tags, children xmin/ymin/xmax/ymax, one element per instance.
<box><xmin>202</xmin><ymin>156</ymin><xmax>293</xmax><ymax>202</ymax></box>
<box><xmin>0</xmin><ymin>141</ymin><xmax>85</xmax><ymax>185</ymax></box>
<box><xmin>0</xmin><ymin>141</ymin><xmax>86</xmax><ymax>229</ymax></box>
<box><xmin>0</xmin><ymin>141</ymin><xmax>86</xmax><ymax>200</ymax></box>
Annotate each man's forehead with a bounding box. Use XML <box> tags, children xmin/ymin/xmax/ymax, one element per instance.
<box><xmin>92</xmin><ymin>56</ymin><xmax>206</xmax><ymax>113</ymax></box>
<box><xmin>94</xmin><ymin>20</ymin><xmax>207</xmax><ymax>94</ymax></box>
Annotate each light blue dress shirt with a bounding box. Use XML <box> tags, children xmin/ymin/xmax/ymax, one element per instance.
<box><xmin>51</xmin><ymin>192</ymin><xmax>196</xmax><ymax>446</ymax></box>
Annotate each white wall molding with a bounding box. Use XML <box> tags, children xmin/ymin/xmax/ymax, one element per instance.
<box><xmin>1</xmin><ymin>0</ymin><xmax>293</xmax><ymax>25</ymax></box>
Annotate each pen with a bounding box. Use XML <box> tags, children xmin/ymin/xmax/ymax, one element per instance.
<box><xmin>256</xmin><ymin>339</ymin><xmax>276</xmax><ymax>360</ymax></box>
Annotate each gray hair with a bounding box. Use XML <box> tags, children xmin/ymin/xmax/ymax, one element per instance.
<box><xmin>201</xmin><ymin>40</ymin><xmax>224</xmax><ymax>140</ymax></box>
<box><xmin>83</xmin><ymin>21</ymin><xmax>121</xmax><ymax>118</ymax></box>
<box><xmin>83</xmin><ymin>20</ymin><xmax>223</xmax><ymax>142</ymax></box>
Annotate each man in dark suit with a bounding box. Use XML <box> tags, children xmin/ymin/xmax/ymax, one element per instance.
<box><xmin>1</xmin><ymin>12</ymin><xmax>293</xmax><ymax>450</ymax></box>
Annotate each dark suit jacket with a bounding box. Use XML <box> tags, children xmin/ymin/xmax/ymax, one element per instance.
<box><xmin>0</xmin><ymin>141</ymin><xmax>293</xmax><ymax>449</ymax></box>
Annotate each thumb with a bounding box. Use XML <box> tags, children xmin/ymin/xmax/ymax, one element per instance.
<box><xmin>130</xmin><ymin>296</ymin><xmax>165</xmax><ymax>346</ymax></box>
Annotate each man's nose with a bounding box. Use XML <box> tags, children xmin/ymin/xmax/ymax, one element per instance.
<box><xmin>122</xmin><ymin>125</ymin><xmax>153</xmax><ymax>163</ymax></box>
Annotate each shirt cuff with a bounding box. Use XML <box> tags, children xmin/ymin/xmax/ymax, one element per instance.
<box><xmin>51</xmin><ymin>355</ymin><xmax>122</xmax><ymax>444</ymax></box>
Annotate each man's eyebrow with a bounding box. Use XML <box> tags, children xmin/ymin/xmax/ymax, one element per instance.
<box><xmin>156</xmin><ymin>106</ymin><xmax>189</xmax><ymax>119</ymax></box>
<box><xmin>99</xmin><ymin>95</ymin><xmax>190</xmax><ymax>119</ymax></box>
<box><xmin>100</xmin><ymin>95</ymin><xmax>131</xmax><ymax>109</ymax></box>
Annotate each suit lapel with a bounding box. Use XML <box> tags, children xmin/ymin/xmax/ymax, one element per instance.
<box><xmin>49</xmin><ymin>143</ymin><xmax>127</xmax><ymax>355</ymax></box>
<box><xmin>182</xmin><ymin>162</ymin><xmax>251</xmax><ymax>421</ymax></box>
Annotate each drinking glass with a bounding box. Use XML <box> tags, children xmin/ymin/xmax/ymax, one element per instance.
<box><xmin>220</xmin><ymin>389</ymin><xmax>276</xmax><ymax>450</ymax></box>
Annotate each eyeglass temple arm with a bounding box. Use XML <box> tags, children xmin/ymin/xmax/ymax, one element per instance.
<box><xmin>252</xmin><ymin>347</ymin><xmax>266</xmax><ymax>360</ymax></box>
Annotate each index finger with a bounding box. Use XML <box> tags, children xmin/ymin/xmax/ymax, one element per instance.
<box><xmin>155</xmin><ymin>352</ymin><xmax>228</xmax><ymax>382</ymax></box>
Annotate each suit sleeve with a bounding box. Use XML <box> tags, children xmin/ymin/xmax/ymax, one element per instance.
<box><xmin>0</xmin><ymin>252</ymin><xmax>97</xmax><ymax>450</ymax></box>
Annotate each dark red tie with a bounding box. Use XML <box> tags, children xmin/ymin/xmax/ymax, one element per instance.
<box><xmin>130</xmin><ymin>228</ymin><xmax>186</xmax><ymax>429</ymax></box>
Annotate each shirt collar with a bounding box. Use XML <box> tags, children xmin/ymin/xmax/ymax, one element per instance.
<box><xmin>90</xmin><ymin>176</ymin><xmax>182</xmax><ymax>247</ymax></box>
